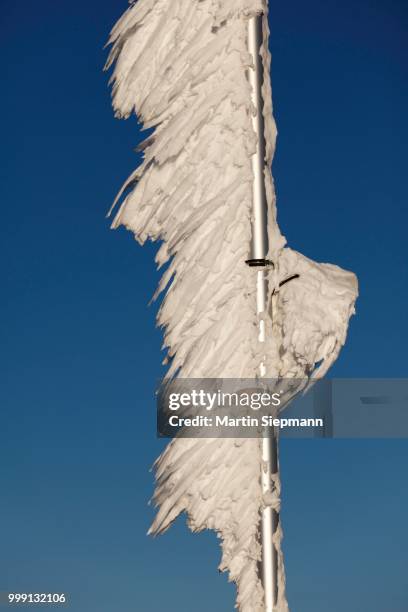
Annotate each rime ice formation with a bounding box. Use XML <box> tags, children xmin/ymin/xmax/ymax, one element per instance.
<box><xmin>106</xmin><ymin>1</ymin><xmax>358</xmax><ymax>610</ymax></box>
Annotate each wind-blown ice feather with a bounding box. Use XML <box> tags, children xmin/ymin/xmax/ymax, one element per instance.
<box><xmin>106</xmin><ymin>1</ymin><xmax>358</xmax><ymax>610</ymax></box>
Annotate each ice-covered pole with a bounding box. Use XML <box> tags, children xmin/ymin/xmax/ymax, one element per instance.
<box><xmin>107</xmin><ymin>1</ymin><xmax>358</xmax><ymax>609</ymax></box>
<box><xmin>247</xmin><ymin>13</ymin><xmax>279</xmax><ymax>611</ymax></box>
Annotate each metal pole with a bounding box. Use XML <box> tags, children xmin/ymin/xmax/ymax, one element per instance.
<box><xmin>247</xmin><ymin>13</ymin><xmax>280</xmax><ymax>612</ymax></box>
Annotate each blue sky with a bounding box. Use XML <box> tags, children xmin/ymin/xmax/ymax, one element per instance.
<box><xmin>1</xmin><ymin>1</ymin><xmax>407</xmax><ymax>610</ymax></box>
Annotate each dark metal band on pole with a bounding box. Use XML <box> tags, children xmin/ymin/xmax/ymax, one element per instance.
<box><xmin>247</xmin><ymin>13</ymin><xmax>280</xmax><ymax>612</ymax></box>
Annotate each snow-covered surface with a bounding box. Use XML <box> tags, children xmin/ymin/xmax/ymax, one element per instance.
<box><xmin>106</xmin><ymin>1</ymin><xmax>358</xmax><ymax>610</ymax></box>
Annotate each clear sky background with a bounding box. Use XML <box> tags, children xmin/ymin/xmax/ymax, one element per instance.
<box><xmin>1</xmin><ymin>1</ymin><xmax>407</xmax><ymax>611</ymax></box>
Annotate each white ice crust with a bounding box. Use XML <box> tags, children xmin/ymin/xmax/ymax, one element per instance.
<box><xmin>107</xmin><ymin>1</ymin><xmax>358</xmax><ymax>610</ymax></box>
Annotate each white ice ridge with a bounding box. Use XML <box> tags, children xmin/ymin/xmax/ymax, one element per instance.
<box><xmin>106</xmin><ymin>1</ymin><xmax>358</xmax><ymax>610</ymax></box>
